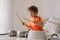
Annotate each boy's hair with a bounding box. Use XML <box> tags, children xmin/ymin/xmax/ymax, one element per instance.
<box><xmin>28</xmin><ymin>5</ymin><xmax>38</xmax><ymax>14</ymax></box>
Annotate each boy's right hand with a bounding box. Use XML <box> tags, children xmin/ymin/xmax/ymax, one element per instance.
<box><xmin>21</xmin><ymin>21</ymin><xmax>26</xmax><ymax>26</ymax></box>
<box><xmin>21</xmin><ymin>21</ymin><xmax>29</xmax><ymax>28</ymax></box>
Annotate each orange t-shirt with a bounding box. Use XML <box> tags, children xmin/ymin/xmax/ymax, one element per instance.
<box><xmin>28</xmin><ymin>16</ymin><xmax>43</xmax><ymax>31</ymax></box>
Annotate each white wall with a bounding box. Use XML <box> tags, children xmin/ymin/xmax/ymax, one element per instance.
<box><xmin>13</xmin><ymin>0</ymin><xmax>60</xmax><ymax>31</ymax></box>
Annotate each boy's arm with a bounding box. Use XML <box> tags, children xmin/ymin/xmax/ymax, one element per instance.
<box><xmin>33</xmin><ymin>17</ymin><xmax>44</xmax><ymax>27</ymax></box>
<box><xmin>21</xmin><ymin>21</ymin><xmax>30</xmax><ymax>28</ymax></box>
<box><xmin>37</xmin><ymin>21</ymin><xmax>44</xmax><ymax>27</ymax></box>
<box><xmin>33</xmin><ymin>21</ymin><xmax>44</xmax><ymax>27</ymax></box>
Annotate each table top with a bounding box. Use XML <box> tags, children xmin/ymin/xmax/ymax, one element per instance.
<box><xmin>0</xmin><ymin>35</ymin><xmax>27</xmax><ymax>40</ymax></box>
<box><xmin>0</xmin><ymin>34</ymin><xmax>60</xmax><ymax>40</ymax></box>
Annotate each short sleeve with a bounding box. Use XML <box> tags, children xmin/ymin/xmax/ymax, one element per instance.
<box><xmin>36</xmin><ymin>17</ymin><xmax>43</xmax><ymax>24</ymax></box>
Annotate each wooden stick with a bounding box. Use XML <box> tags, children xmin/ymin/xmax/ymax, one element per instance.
<box><xmin>16</xmin><ymin>12</ymin><xmax>32</xmax><ymax>22</ymax></box>
<box><xmin>22</xmin><ymin>17</ymin><xmax>33</xmax><ymax>22</ymax></box>
<box><xmin>16</xmin><ymin>12</ymin><xmax>22</xmax><ymax>21</ymax></box>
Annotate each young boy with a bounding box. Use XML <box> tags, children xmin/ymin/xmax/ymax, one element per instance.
<box><xmin>21</xmin><ymin>5</ymin><xmax>44</xmax><ymax>31</ymax></box>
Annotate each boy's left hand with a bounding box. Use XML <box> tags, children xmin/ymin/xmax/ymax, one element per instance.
<box><xmin>33</xmin><ymin>20</ymin><xmax>38</xmax><ymax>24</ymax></box>
<box><xmin>33</xmin><ymin>20</ymin><xmax>44</xmax><ymax>27</ymax></box>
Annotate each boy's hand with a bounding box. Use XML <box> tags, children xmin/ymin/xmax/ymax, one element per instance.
<box><xmin>21</xmin><ymin>21</ymin><xmax>29</xmax><ymax>28</ymax></box>
<box><xmin>33</xmin><ymin>20</ymin><xmax>38</xmax><ymax>24</ymax></box>
<box><xmin>33</xmin><ymin>20</ymin><xmax>44</xmax><ymax>27</ymax></box>
<box><xmin>21</xmin><ymin>21</ymin><xmax>26</xmax><ymax>25</ymax></box>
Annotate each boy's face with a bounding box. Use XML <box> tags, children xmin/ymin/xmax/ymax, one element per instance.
<box><xmin>28</xmin><ymin>11</ymin><xmax>37</xmax><ymax>17</ymax></box>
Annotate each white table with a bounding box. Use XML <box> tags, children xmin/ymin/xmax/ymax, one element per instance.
<box><xmin>0</xmin><ymin>33</ymin><xmax>60</xmax><ymax>40</ymax></box>
<box><xmin>0</xmin><ymin>35</ymin><xmax>27</xmax><ymax>40</ymax></box>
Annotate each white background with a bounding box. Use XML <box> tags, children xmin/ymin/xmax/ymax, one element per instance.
<box><xmin>13</xmin><ymin>0</ymin><xmax>60</xmax><ymax>31</ymax></box>
<box><xmin>0</xmin><ymin>0</ymin><xmax>60</xmax><ymax>33</ymax></box>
